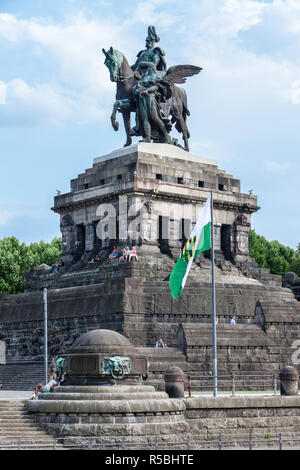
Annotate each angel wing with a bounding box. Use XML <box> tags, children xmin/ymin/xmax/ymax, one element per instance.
<box><xmin>164</xmin><ymin>65</ymin><xmax>202</xmax><ymax>84</ymax></box>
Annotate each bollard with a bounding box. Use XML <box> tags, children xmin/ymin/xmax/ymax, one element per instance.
<box><xmin>188</xmin><ymin>375</ymin><xmax>192</xmax><ymax>397</ymax></box>
<box><xmin>164</xmin><ymin>366</ymin><xmax>185</xmax><ymax>398</ymax></box>
<box><xmin>231</xmin><ymin>373</ymin><xmax>236</xmax><ymax>397</ymax></box>
<box><xmin>273</xmin><ymin>373</ymin><xmax>277</xmax><ymax>395</ymax></box>
<box><xmin>279</xmin><ymin>366</ymin><xmax>299</xmax><ymax>396</ymax></box>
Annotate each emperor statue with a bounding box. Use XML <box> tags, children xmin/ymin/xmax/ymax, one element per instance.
<box><xmin>102</xmin><ymin>25</ymin><xmax>202</xmax><ymax>151</ymax></box>
<box><xmin>132</xmin><ymin>25</ymin><xmax>167</xmax><ymax>75</ymax></box>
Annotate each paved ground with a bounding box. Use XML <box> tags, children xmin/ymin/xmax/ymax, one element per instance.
<box><xmin>0</xmin><ymin>390</ymin><xmax>33</xmax><ymax>400</ymax></box>
<box><xmin>0</xmin><ymin>389</ymin><xmax>278</xmax><ymax>400</ymax></box>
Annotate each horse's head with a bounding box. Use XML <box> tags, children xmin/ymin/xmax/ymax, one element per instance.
<box><xmin>102</xmin><ymin>47</ymin><xmax>124</xmax><ymax>82</ymax></box>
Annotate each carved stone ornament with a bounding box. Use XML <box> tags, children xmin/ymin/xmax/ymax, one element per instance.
<box><xmin>144</xmin><ymin>201</ymin><xmax>153</xmax><ymax>214</ymax></box>
<box><xmin>236</xmin><ymin>214</ymin><xmax>249</xmax><ymax>226</ymax></box>
<box><xmin>102</xmin><ymin>356</ymin><xmax>132</xmax><ymax>380</ymax></box>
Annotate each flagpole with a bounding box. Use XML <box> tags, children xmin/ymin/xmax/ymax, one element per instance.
<box><xmin>43</xmin><ymin>288</ymin><xmax>48</xmax><ymax>385</ymax></box>
<box><xmin>210</xmin><ymin>191</ymin><xmax>217</xmax><ymax>396</ymax></box>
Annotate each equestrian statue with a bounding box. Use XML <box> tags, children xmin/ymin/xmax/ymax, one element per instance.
<box><xmin>102</xmin><ymin>25</ymin><xmax>202</xmax><ymax>152</ymax></box>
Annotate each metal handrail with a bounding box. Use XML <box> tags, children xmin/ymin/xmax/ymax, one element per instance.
<box><xmin>187</xmin><ymin>373</ymin><xmax>279</xmax><ymax>397</ymax></box>
<box><xmin>0</xmin><ymin>432</ymin><xmax>299</xmax><ymax>450</ymax></box>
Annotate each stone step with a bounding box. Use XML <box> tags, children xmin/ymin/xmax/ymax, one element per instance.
<box><xmin>0</xmin><ymin>399</ymin><xmax>51</xmax><ymax>442</ymax></box>
<box><xmin>0</xmin><ymin>408</ymin><xmax>31</xmax><ymax>413</ymax></box>
<box><xmin>0</xmin><ymin>419</ymin><xmax>41</xmax><ymax>425</ymax></box>
<box><xmin>0</xmin><ymin>439</ymin><xmax>60</xmax><ymax>444</ymax></box>
<box><xmin>0</xmin><ymin>444</ymin><xmax>65</xmax><ymax>450</ymax></box>
<box><xmin>0</xmin><ymin>362</ymin><xmax>45</xmax><ymax>390</ymax></box>
<box><xmin>0</xmin><ymin>432</ymin><xmax>50</xmax><ymax>437</ymax></box>
<box><xmin>0</xmin><ymin>402</ymin><xmax>25</xmax><ymax>407</ymax></box>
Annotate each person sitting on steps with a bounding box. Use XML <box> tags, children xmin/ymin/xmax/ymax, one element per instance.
<box><xmin>88</xmin><ymin>254</ymin><xmax>100</xmax><ymax>264</ymax></box>
<box><xmin>119</xmin><ymin>248</ymin><xmax>127</xmax><ymax>263</ymax></box>
<box><xmin>42</xmin><ymin>375</ymin><xmax>59</xmax><ymax>393</ymax></box>
<box><xmin>30</xmin><ymin>384</ymin><xmax>43</xmax><ymax>400</ymax></box>
<box><xmin>124</xmin><ymin>247</ymin><xmax>131</xmax><ymax>262</ymax></box>
<box><xmin>129</xmin><ymin>246</ymin><xmax>139</xmax><ymax>262</ymax></box>
<box><xmin>155</xmin><ymin>338</ymin><xmax>167</xmax><ymax>349</ymax></box>
<box><xmin>109</xmin><ymin>246</ymin><xmax>119</xmax><ymax>260</ymax></box>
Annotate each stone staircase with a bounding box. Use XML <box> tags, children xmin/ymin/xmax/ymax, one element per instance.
<box><xmin>0</xmin><ymin>400</ymin><xmax>59</xmax><ymax>449</ymax></box>
<box><xmin>137</xmin><ymin>347</ymin><xmax>188</xmax><ymax>390</ymax></box>
<box><xmin>0</xmin><ymin>362</ymin><xmax>45</xmax><ymax>391</ymax></box>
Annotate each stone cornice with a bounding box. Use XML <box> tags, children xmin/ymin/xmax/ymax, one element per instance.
<box><xmin>52</xmin><ymin>184</ymin><xmax>259</xmax><ymax>214</ymax></box>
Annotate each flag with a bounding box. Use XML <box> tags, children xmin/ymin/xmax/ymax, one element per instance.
<box><xmin>169</xmin><ymin>193</ymin><xmax>212</xmax><ymax>299</ymax></box>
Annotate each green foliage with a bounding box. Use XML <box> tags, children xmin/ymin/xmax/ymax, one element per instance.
<box><xmin>289</xmin><ymin>258</ymin><xmax>300</xmax><ymax>277</ymax></box>
<box><xmin>0</xmin><ymin>236</ymin><xmax>62</xmax><ymax>295</ymax></box>
<box><xmin>249</xmin><ymin>230</ymin><xmax>300</xmax><ymax>276</ymax></box>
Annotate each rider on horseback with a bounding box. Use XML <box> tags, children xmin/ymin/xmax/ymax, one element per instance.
<box><xmin>132</xmin><ymin>26</ymin><xmax>167</xmax><ymax>76</ymax></box>
<box><xmin>130</xmin><ymin>61</ymin><xmax>172</xmax><ymax>144</ymax></box>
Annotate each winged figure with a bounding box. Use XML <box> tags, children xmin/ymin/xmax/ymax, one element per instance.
<box><xmin>164</xmin><ymin>65</ymin><xmax>203</xmax><ymax>84</ymax></box>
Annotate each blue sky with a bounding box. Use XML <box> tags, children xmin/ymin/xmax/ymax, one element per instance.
<box><xmin>0</xmin><ymin>0</ymin><xmax>299</xmax><ymax>249</ymax></box>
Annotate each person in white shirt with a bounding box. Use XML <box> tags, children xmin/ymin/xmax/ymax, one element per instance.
<box><xmin>42</xmin><ymin>376</ymin><xmax>58</xmax><ymax>392</ymax></box>
<box><xmin>230</xmin><ymin>316</ymin><xmax>236</xmax><ymax>325</ymax></box>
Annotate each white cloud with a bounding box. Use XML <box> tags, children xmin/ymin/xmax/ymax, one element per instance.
<box><xmin>0</xmin><ymin>210</ymin><xmax>21</xmax><ymax>226</ymax></box>
<box><xmin>284</xmin><ymin>80</ymin><xmax>300</xmax><ymax>104</ymax></box>
<box><xmin>0</xmin><ymin>81</ymin><xmax>6</xmax><ymax>104</ymax></box>
<box><xmin>193</xmin><ymin>0</ymin><xmax>265</xmax><ymax>39</ymax></box>
<box><xmin>0</xmin><ymin>1</ymin><xmax>300</xmax><ymax>132</ymax></box>
<box><xmin>0</xmin><ymin>12</ymin><xmax>139</xmax><ymax>126</ymax></box>
<box><xmin>0</xmin><ymin>78</ymin><xmax>73</xmax><ymax>125</ymax></box>
<box><xmin>131</xmin><ymin>0</ymin><xmax>181</xmax><ymax>28</ymax></box>
<box><xmin>0</xmin><ymin>12</ymin><xmax>137</xmax><ymax>89</ymax></box>
<box><xmin>265</xmin><ymin>160</ymin><xmax>292</xmax><ymax>172</ymax></box>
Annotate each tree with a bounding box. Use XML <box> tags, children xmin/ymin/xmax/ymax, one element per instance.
<box><xmin>248</xmin><ymin>230</ymin><xmax>300</xmax><ymax>276</ymax></box>
<box><xmin>289</xmin><ymin>259</ymin><xmax>300</xmax><ymax>277</ymax></box>
<box><xmin>0</xmin><ymin>236</ymin><xmax>62</xmax><ymax>295</ymax></box>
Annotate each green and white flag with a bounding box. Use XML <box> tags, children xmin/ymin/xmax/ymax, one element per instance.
<box><xmin>169</xmin><ymin>193</ymin><xmax>212</xmax><ymax>299</ymax></box>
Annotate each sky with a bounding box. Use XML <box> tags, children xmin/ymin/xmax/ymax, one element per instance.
<box><xmin>0</xmin><ymin>0</ymin><xmax>299</xmax><ymax>249</ymax></box>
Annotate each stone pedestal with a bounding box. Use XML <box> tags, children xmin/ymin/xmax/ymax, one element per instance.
<box><xmin>164</xmin><ymin>366</ymin><xmax>185</xmax><ymax>398</ymax></box>
<box><xmin>64</xmin><ymin>329</ymin><xmax>148</xmax><ymax>385</ymax></box>
<box><xmin>2</xmin><ymin>142</ymin><xmax>299</xmax><ymax>385</ymax></box>
<box><xmin>25</xmin><ymin>330</ymin><xmax>189</xmax><ymax>443</ymax></box>
<box><xmin>52</xmin><ymin>143</ymin><xmax>258</xmax><ymax>267</ymax></box>
<box><xmin>280</xmin><ymin>366</ymin><xmax>299</xmax><ymax>396</ymax></box>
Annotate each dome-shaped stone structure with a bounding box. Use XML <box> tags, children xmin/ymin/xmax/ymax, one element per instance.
<box><xmin>25</xmin><ymin>329</ymin><xmax>189</xmax><ymax>445</ymax></box>
<box><xmin>65</xmin><ymin>329</ymin><xmax>147</xmax><ymax>386</ymax></box>
<box><xmin>70</xmin><ymin>329</ymin><xmax>134</xmax><ymax>354</ymax></box>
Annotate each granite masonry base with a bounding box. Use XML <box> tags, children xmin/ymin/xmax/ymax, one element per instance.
<box><xmin>25</xmin><ymin>390</ymin><xmax>300</xmax><ymax>449</ymax></box>
<box><xmin>25</xmin><ymin>384</ymin><xmax>188</xmax><ymax>441</ymax></box>
<box><xmin>183</xmin><ymin>395</ymin><xmax>300</xmax><ymax>448</ymax></box>
<box><xmin>1</xmin><ymin>265</ymin><xmax>300</xmax><ymax>383</ymax></box>
<box><xmin>1</xmin><ymin>143</ymin><xmax>300</xmax><ymax>389</ymax></box>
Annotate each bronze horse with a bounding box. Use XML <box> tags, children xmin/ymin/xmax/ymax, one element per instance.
<box><xmin>102</xmin><ymin>47</ymin><xmax>194</xmax><ymax>151</ymax></box>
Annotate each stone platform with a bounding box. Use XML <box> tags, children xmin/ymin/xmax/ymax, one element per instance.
<box><xmin>0</xmin><ymin>143</ymin><xmax>299</xmax><ymax>383</ymax></box>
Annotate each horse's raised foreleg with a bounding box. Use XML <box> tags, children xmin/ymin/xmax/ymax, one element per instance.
<box><xmin>111</xmin><ymin>101</ymin><xmax>120</xmax><ymax>131</ymax></box>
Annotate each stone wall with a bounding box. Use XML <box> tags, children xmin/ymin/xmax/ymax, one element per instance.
<box><xmin>1</xmin><ymin>263</ymin><xmax>300</xmax><ymax>377</ymax></box>
<box><xmin>183</xmin><ymin>396</ymin><xmax>300</xmax><ymax>439</ymax></box>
